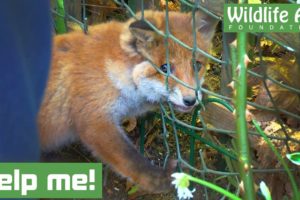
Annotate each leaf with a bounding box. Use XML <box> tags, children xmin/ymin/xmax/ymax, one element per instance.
<box><xmin>260</xmin><ymin>181</ymin><xmax>272</xmax><ymax>200</ymax></box>
<box><xmin>127</xmin><ymin>185</ymin><xmax>139</xmax><ymax>195</ymax></box>
<box><xmin>286</xmin><ymin>152</ymin><xmax>300</xmax><ymax>165</ymax></box>
<box><xmin>248</xmin><ymin>0</ymin><xmax>261</xmax><ymax>4</ymax></box>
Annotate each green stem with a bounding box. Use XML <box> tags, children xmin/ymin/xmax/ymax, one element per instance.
<box><xmin>55</xmin><ymin>0</ymin><xmax>67</xmax><ymax>34</ymax></box>
<box><xmin>230</xmin><ymin>43</ymin><xmax>238</xmax><ymax>80</ymax></box>
<box><xmin>187</xmin><ymin>174</ymin><xmax>241</xmax><ymax>200</ymax></box>
<box><xmin>234</xmin><ymin>6</ymin><xmax>255</xmax><ymax>198</ymax></box>
<box><xmin>252</xmin><ymin>120</ymin><xmax>300</xmax><ymax>200</ymax></box>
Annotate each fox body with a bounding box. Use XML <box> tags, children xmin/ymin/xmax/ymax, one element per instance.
<box><xmin>38</xmin><ymin>10</ymin><xmax>218</xmax><ymax>192</ymax></box>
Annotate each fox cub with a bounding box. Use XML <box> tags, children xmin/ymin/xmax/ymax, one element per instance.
<box><xmin>38</xmin><ymin>10</ymin><xmax>218</xmax><ymax>192</ymax></box>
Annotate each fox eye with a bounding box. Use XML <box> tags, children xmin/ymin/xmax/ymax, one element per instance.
<box><xmin>194</xmin><ymin>61</ymin><xmax>202</xmax><ymax>72</ymax></box>
<box><xmin>160</xmin><ymin>63</ymin><xmax>170</xmax><ymax>73</ymax></box>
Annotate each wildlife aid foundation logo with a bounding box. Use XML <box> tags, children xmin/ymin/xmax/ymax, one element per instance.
<box><xmin>224</xmin><ymin>4</ymin><xmax>300</xmax><ymax>32</ymax></box>
<box><xmin>0</xmin><ymin>163</ymin><xmax>102</xmax><ymax>198</ymax></box>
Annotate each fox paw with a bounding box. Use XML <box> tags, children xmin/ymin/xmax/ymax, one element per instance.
<box><xmin>142</xmin><ymin>159</ymin><xmax>178</xmax><ymax>193</ymax></box>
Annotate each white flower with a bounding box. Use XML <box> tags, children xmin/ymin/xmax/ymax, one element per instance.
<box><xmin>286</xmin><ymin>152</ymin><xmax>300</xmax><ymax>166</ymax></box>
<box><xmin>176</xmin><ymin>187</ymin><xmax>195</xmax><ymax>200</ymax></box>
<box><xmin>260</xmin><ymin>181</ymin><xmax>272</xmax><ymax>200</ymax></box>
<box><xmin>171</xmin><ymin>173</ymin><xmax>195</xmax><ymax>200</ymax></box>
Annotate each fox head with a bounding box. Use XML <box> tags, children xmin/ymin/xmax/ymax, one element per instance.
<box><xmin>121</xmin><ymin>11</ymin><xmax>219</xmax><ymax>112</ymax></box>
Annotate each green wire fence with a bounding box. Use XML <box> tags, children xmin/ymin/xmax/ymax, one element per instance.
<box><xmin>52</xmin><ymin>0</ymin><xmax>300</xmax><ymax>199</ymax></box>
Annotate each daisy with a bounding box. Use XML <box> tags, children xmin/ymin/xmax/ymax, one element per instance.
<box><xmin>260</xmin><ymin>181</ymin><xmax>272</xmax><ymax>200</ymax></box>
<box><xmin>171</xmin><ymin>173</ymin><xmax>195</xmax><ymax>200</ymax></box>
<box><xmin>286</xmin><ymin>152</ymin><xmax>300</xmax><ymax>166</ymax></box>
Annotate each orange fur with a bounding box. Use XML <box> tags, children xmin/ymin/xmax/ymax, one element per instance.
<box><xmin>38</xmin><ymin>10</ymin><xmax>218</xmax><ymax>192</ymax></box>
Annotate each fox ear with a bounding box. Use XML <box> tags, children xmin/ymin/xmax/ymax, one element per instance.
<box><xmin>195</xmin><ymin>12</ymin><xmax>219</xmax><ymax>42</ymax></box>
<box><xmin>129</xmin><ymin>20</ymin><xmax>156</xmax><ymax>43</ymax></box>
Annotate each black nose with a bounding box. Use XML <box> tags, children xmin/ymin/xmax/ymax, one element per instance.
<box><xmin>183</xmin><ymin>96</ymin><xmax>196</xmax><ymax>107</ymax></box>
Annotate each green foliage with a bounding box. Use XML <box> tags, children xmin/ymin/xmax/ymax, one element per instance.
<box><xmin>54</xmin><ymin>0</ymin><xmax>67</xmax><ymax>34</ymax></box>
<box><xmin>286</xmin><ymin>152</ymin><xmax>300</xmax><ymax>165</ymax></box>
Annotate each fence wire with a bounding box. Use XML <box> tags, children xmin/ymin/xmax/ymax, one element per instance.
<box><xmin>52</xmin><ymin>0</ymin><xmax>300</xmax><ymax>199</ymax></box>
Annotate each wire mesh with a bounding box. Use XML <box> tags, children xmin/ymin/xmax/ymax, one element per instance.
<box><xmin>51</xmin><ymin>0</ymin><xmax>300</xmax><ymax>199</ymax></box>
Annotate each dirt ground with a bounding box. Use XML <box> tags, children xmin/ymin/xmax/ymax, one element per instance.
<box><xmin>40</xmin><ymin>116</ymin><xmax>224</xmax><ymax>200</ymax></box>
<box><xmin>42</xmin><ymin>142</ymin><xmax>213</xmax><ymax>200</ymax></box>
<box><xmin>41</xmin><ymin>143</ymin><xmax>178</xmax><ymax>200</ymax></box>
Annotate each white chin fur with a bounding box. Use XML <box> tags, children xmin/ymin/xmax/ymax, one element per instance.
<box><xmin>138</xmin><ymin>78</ymin><xmax>168</xmax><ymax>102</ymax></box>
<box><xmin>168</xmin><ymin>87</ymin><xmax>198</xmax><ymax>113</ymax></box>
<box><xmin>172</xmin><ymin>104</ymin><xmax>194</xmax><ymax>113</ymax></box>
